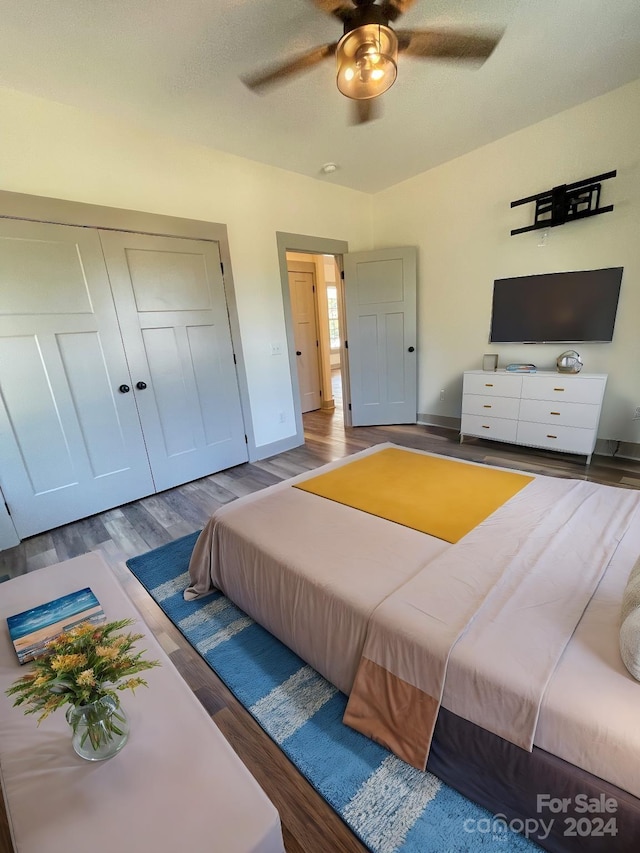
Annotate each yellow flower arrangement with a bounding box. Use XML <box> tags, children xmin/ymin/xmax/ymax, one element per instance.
<box><xmin>6</xmin><ymin>618</ymin><xmax>160</xmax><ymax>727</ymax></box>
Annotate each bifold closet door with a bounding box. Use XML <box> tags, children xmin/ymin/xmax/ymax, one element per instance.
<box><xmin>0</xmin><ymin>220</ymin><xmax>155</xmax><ymax>538</ymax></box>
<box><xmin>99</xmin><ymin>231</ymin><xmax>248</xmax><ymax>492</ymax></box>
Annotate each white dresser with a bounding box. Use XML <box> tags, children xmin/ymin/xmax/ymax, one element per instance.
<box><xmin>460</xmin><ymin>370</ymin><xmax>608</xmax><ymax>464</ymax></box>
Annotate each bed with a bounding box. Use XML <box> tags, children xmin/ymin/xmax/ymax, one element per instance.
<box><xmin>185</xmin><ymin>443</ymin><xmax>640</xmax><ymax>852</ymax></box>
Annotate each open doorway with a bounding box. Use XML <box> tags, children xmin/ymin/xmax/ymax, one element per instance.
<box><xmin>276</xmin><ymin>232</ymin><xmax>350</xmax><ymax>448</ymax></box>
<box><xmin>286</xmin><ymin>251</ymin><xmax>346</xmax><ymax>418</ymax></box>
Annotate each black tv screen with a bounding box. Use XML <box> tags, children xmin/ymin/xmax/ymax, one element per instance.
<box><xmin>489</xmin><ymin>267</ymin><xmax>623</xmax><ymax>343</ymax></box>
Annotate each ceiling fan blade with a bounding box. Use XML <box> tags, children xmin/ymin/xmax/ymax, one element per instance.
<box><xmin>310</xmin><ymin>0</ymin><xmax>354</xmax><ymax>19</ymax></box>
<box><xmin>350</xmin><ymin>97</ymin><xmax>382</xmax><ymax>125</ymax></box>
<box><xmin>381</xmin><ymin>0</ymin><xmax>418</xmax><ymax>22</ymax></box>
<box><xmin>242</xmin><ymin>43</ymin><xmax>338</xmax><ymax>92</ymax></box>
<box><xmin>396</xmin><ymin>28</ymin><xmax>503</xmax><ymax>62</ymax></box>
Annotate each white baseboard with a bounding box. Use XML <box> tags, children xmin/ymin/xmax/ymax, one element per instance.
<box><xmin>417</xmin><ymin>413</ymin><xmax>460</xmax><ymax>431</ymax></box>
<box><xmin>595</xmin><ymin>438</ymin><xmax>640</xmax><ymax>461</ymax></box>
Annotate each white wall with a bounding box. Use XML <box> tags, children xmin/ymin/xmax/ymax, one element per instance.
<box><xmin>3</xmin><ymin>80</ymin><xmax>639</xmax><ymax>449</ymax></box>
<box><xmin>373</xmin><ymin>79</ymin><xmax>640</xmax><ymax>444</ymax></box>
<box><xmin>0</xmin><ymin>86</ymin><xmax>373</xmax><ymax>450</ymax></box>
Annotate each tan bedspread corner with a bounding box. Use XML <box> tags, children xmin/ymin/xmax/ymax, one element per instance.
<box><xmin>343</xmin><ymin>657</ymin><xmax>438</xmax><ymax>771</ymax></box>
<box><xmin>184</xmin><ymin>517</ymin><xmax>219</xmax><ymax>600</ymax></box>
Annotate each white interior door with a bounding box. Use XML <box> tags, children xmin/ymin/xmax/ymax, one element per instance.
<box><xmin>0</xmin><ymin>220</ymin><xmax>155</xmax><ymax>538</ymax></box>
<box><xmin>288</xmin><ymin>267</ymin><xmax>322</xmax><ymax>413</ymax></box>
<box><xmin>99</xmin><ymin>231</ymin><xmax>248</xmax><ymax>492</ymax></box>
<box><xmin>343</xmin><ymin>247</ymin><xmax>417</xmax><ymax>426</ymax></box>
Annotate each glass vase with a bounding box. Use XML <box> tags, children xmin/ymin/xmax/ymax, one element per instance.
<box><xmin>66</xmin><ymin>695</ymin><xmax>129</xmax><ymax>761</ymax></box>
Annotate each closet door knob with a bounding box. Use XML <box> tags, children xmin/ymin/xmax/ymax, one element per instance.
<box><xmin>408</xmin><ymin>346</ymin><xmax>415</xmax><ymax>353</ymax></box>
<box><xmin>136</xmin><ymin>381</ymin><xmax>147</xmax><ymax>390</ymax></box>
<box><xmin>296</xmin><ymin>351</ymin><xmax>302</xmax><ymax>356</ymax></box>
<box><xmin>118</xmin><ymin>384</ymin><xmax>130</xmax><ymax>393</ymax></box>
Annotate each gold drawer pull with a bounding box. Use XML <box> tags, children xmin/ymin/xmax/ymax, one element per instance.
<box><xmin>553</xmin><ymin>387</ymin><xmax>565</xmax><ymax>392</ymax></box>
<box><xmin>483</xmin><ymin>404</ymin><xmax>492</xmax><ymax>408</ymax></box>
<box><xmin>550</xmin><ymin>411</ymin><xmax>560</xmax><ymax>416</ymax></box>
<box><xmin>482</xmin><ymin>425</ymin><xmax>491</xmax><ymax>429</ymax></box>
<box><xmin>547</xmin><ymin>434</ymin><xmax>557</xmax><ymax>439</ymax></box>
<box><xmin>485</xmin><ymin>383</ymin><xmax>494</xmax><ymax>387</ymax></box>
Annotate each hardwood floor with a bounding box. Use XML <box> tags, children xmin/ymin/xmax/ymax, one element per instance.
<box><xmin>1</xmin><ymin>406</ymin><xmax>639</xmax><ymax>853</ymax></box>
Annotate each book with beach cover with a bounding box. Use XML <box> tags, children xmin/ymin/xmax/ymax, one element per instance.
<box><xmin>7</xmin><ymin>587</ymin><xmax>106</xmax><ymax>664</ymax></box>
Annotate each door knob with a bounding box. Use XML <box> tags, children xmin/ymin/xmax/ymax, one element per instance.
<box><xmin>296</xmin><ymin>351</ymin><xmax>302</xmax><ymax>356</ymax></box>
<box><xmin>136</xmin><ymin>381</ymin><xmax>147</xmax><ymax>390</ymax></box>
<box><xmin>118</xmin><ymin>384</ymin><xmax>130</xmax><ymax>393</ymax></box>
<box><xmin>408</xmin><ymin>346</ymin><xmax>415</xmax><ymax>353</ymax></box>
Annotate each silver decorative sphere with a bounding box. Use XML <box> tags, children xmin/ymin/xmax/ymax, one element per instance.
<box><xmin>556</xmin><ymin>350</ymin><xmax>583</xmax><ymax>374</ymax></box>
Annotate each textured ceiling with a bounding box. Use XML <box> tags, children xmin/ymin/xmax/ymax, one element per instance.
<box><xmin>0</xmin><ymin>1</ymin><xmax>639</xmax><ymax>193</ymax></box>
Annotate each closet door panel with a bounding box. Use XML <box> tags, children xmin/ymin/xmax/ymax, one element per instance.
<box><xmin>0</xmin><ymin>335</ymin><xmax>77</xmax><ymax>494</ymax></box>
<box><xmin>0</xmin><ymin>219</ymin><xmax>155</xmax><ymax>539</ymax></box>
<box><xmin>0</xmin><ymin>235</ymin><xmax>93</xmax><ymax>315</ymax></box>
<box><xmin>142</xmin><ymin>325</ymin><xmax>197</xmax><ymax>457</ymax></box>
<box><xmin>99</xmin><ymin>232</ymin><xmax>248</xmax><ymax>492</ymax></box>
<box><xmin>57</xmin><ymin>331</ymin><xmax>136</xmax><ymax>476</ymax></box>
<box><xmin>188</xmin><ymin>323</ymin><xmax>240</xmax><ymax>446</ymax></box>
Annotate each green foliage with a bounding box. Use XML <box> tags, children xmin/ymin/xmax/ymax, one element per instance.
<box><xmin>6</xmin><ymin>618</ymin><xmax>160</xmax><ymax>724</ymax></box>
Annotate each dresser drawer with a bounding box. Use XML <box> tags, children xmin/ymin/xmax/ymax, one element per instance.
<box><xmin>516</xmin><ymin>421</ymin><xmax>596</xmax><ymax>455</ymax></box>
<box><xmin>463</xmin><ymin>373</ymin><xmax>522</xmax><ymax>398</ymax></box>
<box><xmin>521</xmin><ymin>375</ymin><xmax>606</xmax><ymax>405</ymax></box>
<box><xmin>462</xmin><ymin>394</ymin><xmax>520</xmax><ymax>419</ymax></box>
<box><xmin>518</xmin><ymin>398</ymin><xmax>600</xmax><ymax>430</ymax></box>
<box><xmin>461</xmin><ymin>414</ymin><xmax>518</xmax><ymax>443</ymax></box>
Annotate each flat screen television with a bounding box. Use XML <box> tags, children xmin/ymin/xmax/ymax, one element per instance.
<box><xmin>489</xmin><ymin>267</ymin><xmax>623</xmax><ymax>344</ymax></box>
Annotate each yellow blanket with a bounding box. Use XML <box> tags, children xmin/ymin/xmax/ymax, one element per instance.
<box><xmin>294</xmin><ymin>448</ymin><xmax>533</xmax><ymax>543</ymax></box>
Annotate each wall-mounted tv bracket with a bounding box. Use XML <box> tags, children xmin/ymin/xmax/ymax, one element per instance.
<box><xmin>510</xmin><ymin>170</ymin><xmax>616</xmax><ymax>236</ymax></box>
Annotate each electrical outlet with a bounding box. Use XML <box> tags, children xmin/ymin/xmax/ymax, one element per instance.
<box><xmin>270</xmin><ymin>343</ymin><xmax>283</xmax><ymax>356</ymax></box>
<box><xmin>440</xmin><ymin>389</ymin><xmax>445</xmax><ymax>402</ymax></box>
<box><xmin>633</xmin><ymin>406</ymin><xmax>640</xmax><ymax>420</ymax></box>
<box><xmin>278</xmin><ymin>411</ymin><xmax>286</xmax><ymax>423</ymax></box>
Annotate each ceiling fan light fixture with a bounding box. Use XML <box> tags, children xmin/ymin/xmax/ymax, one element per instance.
<box><xmin>336</xmin><ymin>24</ymin><xmax>398</xmax><ymax>100</ymax></box>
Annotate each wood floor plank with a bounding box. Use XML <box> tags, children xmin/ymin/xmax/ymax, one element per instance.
<box><xmin>208</xmin><ymin>471</ymin><xmax>266</xmax><ymax>498</ymax></box>
<box><xmin>137</xmin><ymin>493</ymin><xmax>190</xmax><ymax>529</ymax></box>
<box><xmin>49</xmin><ymin>526</ymin><xmax>84</xmax><ymax>562</ymax></box>
<box><xmin>25</xmin><ymin>549</ymin><xmax>58</xmax><ymax>573</ymax></box>
<box><xmin>119</xmin><ymin>503</ymin><xmax>175</xmax><ymax>550</ymax></box>
<box><xmin>234</xmin><ymin>467</ymin><xmax>284</xmax><ymax>488</ymax></box>
<box><xmin>160</xmin><ymin>489</ymin><xmax>215</xmax><ymax>528</ymax></box>
<box><xmin>189</xmin><ymin>476</ymin><xmax>238</xmax><ymax>504</ymax></box>
<box><xmin>102</xmin><ymin>513</ymin><xmax>154</xmax><ymax>558</ymax></box>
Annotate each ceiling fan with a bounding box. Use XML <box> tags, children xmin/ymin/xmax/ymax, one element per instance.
<box><xmin>242</xmin><ymin>0</ymin><xmax>503</xmax><ymax>124</ymax></box>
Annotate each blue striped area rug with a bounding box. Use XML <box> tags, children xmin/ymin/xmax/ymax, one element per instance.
<box><xmin>127</xmin><ymin>532</ymin><xmax>539</xmax><ymax>853</ymax></box>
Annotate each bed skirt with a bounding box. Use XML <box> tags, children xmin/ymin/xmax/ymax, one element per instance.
<box><xmin>430</xmin><ymin>707</ymin><xmax>640</xmax><ymax>852</ymax></box>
